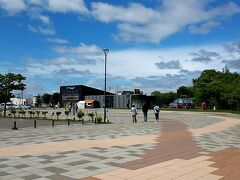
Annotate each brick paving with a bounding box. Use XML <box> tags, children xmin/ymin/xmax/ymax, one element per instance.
<box><xmin>0</xmin><ymin>110</ymin><xmax>239</xmax><ymax>179</ymax></box>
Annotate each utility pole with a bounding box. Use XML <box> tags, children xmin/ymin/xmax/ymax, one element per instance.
<box><xmin>103</xmin><ymin>48</ymin><xmax>109</xmax><ymax>123</ymax></box>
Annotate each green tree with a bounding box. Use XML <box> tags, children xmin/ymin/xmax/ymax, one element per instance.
<box><xmin>35</xmin><ymin>95</ymin><xmax>42</xmax><ymax>108</ymax></box>
<box><xmin>193</xmin><ymin>69</ymin><xmax>240</xmax><ymax>109</ymax></box>
<box><xmin>151</xmin><ymin>91</ymin><xmax>178</xmax><ymax>107</ymax></box>
<box><xmin>177</xmin><ymin>86</ymin><xmax>193</xmax><ymax>97</ymax></box>
<box><xmin>51</xmin><ymin>92</ymin><xmax>61</xmax><ymax>105</ymax></box>
<box><xmin>42</xmin><ymin>93</ymin><xmax>52</xmax><ymax>104</ymax></box>
<box><xmin>0</xmin><ymin>73</ymin><xmax>26</xmax><ymax>116</ymax></box>
<box><xmin>151</xmin><ymin>91</ymin><xmax>161</xmax><ymax>97</ymax></box>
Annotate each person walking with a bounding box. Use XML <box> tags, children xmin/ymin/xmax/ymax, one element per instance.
<box><xmin>154</xmin><ymin>105</ymin><xmax>160</xmax><ymax>122</ymax></box>
<box><xmin>131</xmin><ymin>104</ymin><xmax>137</xmax><ymax>123</ymax></box>
<box><xmin>142</xmin><ymin>103</ymin><xmax>149</xmax><ymax>122</ymax></box>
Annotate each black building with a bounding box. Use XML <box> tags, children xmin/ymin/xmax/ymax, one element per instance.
<box><xmin>60</xmin><ymin>85</ymin><xmax>112</xmax><ymax>107</ymax></box>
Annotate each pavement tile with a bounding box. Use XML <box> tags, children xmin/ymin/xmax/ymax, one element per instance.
<box><xmin>0</xmin><ymin>110</ymin><xmax>239</xmax><ymax>180</ymax></box>
<box><xmin>22</xmin><ymin>174</ymin><xmax>43</xmax><ymax>180</ymax></box>
<box><xmin>67</xmin><ymin>160</ymin><xmax>91</xmax><ymax>166</ymax></box>
<box><xmin>46</xmin><ymin>174</ymin><xmax>76</xmax><ymax>180</ymax></box>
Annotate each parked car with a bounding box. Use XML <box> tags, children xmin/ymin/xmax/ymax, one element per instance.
<box><xmin>19</xmin><ymin>105</ymin><xmax>32</xmax><ymax>109</ymax></box>
<box><xmin>0</xmin><ymin>103</ymin><xmax>21</xmax><ymax>110</ymax></box>
<box><xmin>0</xmin><ymin>103</ymin><xmax>4</xmax><ymax>110</ymax></box>
<box><xmin>41</xmin><ymin>104</ymin><xmax>47</xmax><ymax>109</ymax></box>
<box><xmin>169</xmin><ymin>103</ymin><xmax>177</xmax><ymax>109</ymax></box>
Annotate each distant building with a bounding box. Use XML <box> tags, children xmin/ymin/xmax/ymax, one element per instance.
<box><xmin>60</xmin><ymin>85</ymin><xmax>113</xmax><ymax>108</ymax></box>
<box><xmin>169</xmin><ymin>96</ymin><xmax>193</xmax><ymax>109</ymax></box>
<box><xmin>86</xmin><ymin>89</ymin><xmax>155</xmax><ymax>109</ymax></box>
<box><xmin>32</xmin><ymin>96</ymin><xmax>37</xmax><ymax>107</ymax></box>
<box><xmin>10</xmin><ymin>98</ymin><xmax>26</xmax><ymax>105</ymax></box>
<box><xmin>60</xmin><ymin>85</ymin><xmax>155</xmax><ymax>109</ymax></box>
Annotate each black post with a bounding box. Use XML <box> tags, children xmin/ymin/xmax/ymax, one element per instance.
<box><xmin>52</xmin><ymin>120</ymin><xmax>54</xmax><ymax>127</ymax></box>
<box><xmin>3</xmin><ymin>91</ymin><xmax>8</xmax><ymax>117</ymax></box>
<box><xmin>34</xmin><ymin>120</ymin><xmax>36</xmax><ymax>128</ymax></box>
<box><xmin>95</xmin><ymin>118</ymin><xmax>96</xmax><ymax>124</ymax></box>
<box><xmin>82</xmin><ymin>119</ymin><xmax>84</xmax><ymax>125</ymax></box>
<box><xmin>68</xmin><ymin>120</ymin><xmax>70</xmax><ymax>126</ymax></box>
<box><xmin>12</xmin><ymin>121</ymin><xmax>18</xmax><ymax>130</ymax></box>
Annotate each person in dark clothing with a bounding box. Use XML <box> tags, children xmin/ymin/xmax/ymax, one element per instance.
<box><xmin>142</xmin><ymin>103</ymin><xmax>149</xmax><ymax>122</ymax></box>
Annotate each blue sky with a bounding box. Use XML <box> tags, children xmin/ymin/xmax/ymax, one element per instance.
<box><xmin>0</xmin><ymin>0</ymin><xmax>240</xmax><ymax>97</ymax></box>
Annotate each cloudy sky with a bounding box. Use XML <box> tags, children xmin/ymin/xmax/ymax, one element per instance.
<box><xmin>0</xmin><ymin>0</ymin><xmax>240</xmax><ymax>97</ymax></box>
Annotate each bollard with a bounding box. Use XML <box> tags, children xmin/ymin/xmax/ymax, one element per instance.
<box><xmin>82</xmin><ymin>119</ymin><xmax>84</xmax><ymax>125</ymax></box>
<box><xmin>52</xmin><ymin>120</ymin><xmax>54</xmax><ymax>127</ymax></box>
<box><xmin>12</xmin><ymin>121</ymin><xmax>18</xmax><ymax>130</ymax></box>
<box><xmin>95</xmin><ymin>118</ymin><xmax>96</xmax><ymax>124</ymax></box>
<box><xmin>68</xmin><ymin>120</ymin><xmax>70</xmax><ymax>126</ymax></box>
<box><xmin>34</xmin><ymin>120</ymin><xmax>36</xmax><ymax>128</ymax></box>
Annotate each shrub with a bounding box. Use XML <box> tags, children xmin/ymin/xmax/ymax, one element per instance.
<box><xmin>65</xmin><ymin>110</ymin><xmax>70</xmax><ymax>119</ymax></box>
<box><xmin>42</xmin><ymin>111</ymin><xmax>48</xmax><ymax>119</ymax></box>
<box><xmin>96</xmin><ymin>115</ymin><xmax>102</xmax><ymax>123</ymax></box>
<box><xmin>36</xmin><ymin>111</ymin><xmax>40</xmax><ymax>118</ymax></box>
<box><xmin>18</xmin><ymin>110</ymin><xmax>26</xmax><ymax>117</ymax></box>
<box><xmin>56</xmin><ymin>112</ymin><xmax>61</xmax><ymax>120</ymax></box>
<box><xmin>87</xmin><ymin>112</ymin><xmax>94</xmax><ymax>122</ymax></box>
<box><xmin>10</xmin><ymin>109</ymin><xmax>17</xmax><ymax>117</ymax></box>
<box><xmin>77</xmin><ymin>110</ymin><xmax>85</xmax><ymax>120</ymax></box>
<box><xmin>28</xmin><ymin>111</ymin><xmax>33</xmax><ymax>118</ymax></box>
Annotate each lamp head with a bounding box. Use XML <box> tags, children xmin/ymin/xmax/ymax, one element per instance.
<box><xmin>103</xmin><ymin>48</ymin><xmax>109</xmax><ymax>55</ymax></box>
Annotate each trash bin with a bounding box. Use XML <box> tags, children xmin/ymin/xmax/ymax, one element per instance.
<box><xmin>201</xmin><ymin>102</ymin><xmax>207</xmax><ymax>110</ymax></box>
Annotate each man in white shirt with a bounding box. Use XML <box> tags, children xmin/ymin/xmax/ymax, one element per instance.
<box><xmin>154</xmin><ymin>105</ymin><xmax>160</xmax><ymax>122</ymax></box>
<box><xmin>131</xmin><ymin>104</ymin><xmax>137</xmax><ymax>123</ymax></box>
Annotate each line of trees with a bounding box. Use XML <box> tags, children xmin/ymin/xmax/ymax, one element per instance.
<box><xmin>35</xmin><ymin>92</ymin><xmax>61</xmax><ymax>108</ymax></box>
<box><xmin>151</xmin><ymin>68</ymin><xmax>240</xmax><ymax>110</ymax></box>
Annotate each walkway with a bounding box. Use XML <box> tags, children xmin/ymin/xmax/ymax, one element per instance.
<box><xmin>0</xmin><ymin>110</ymin><xmax>239</xmax><ymax>179</ymax></box>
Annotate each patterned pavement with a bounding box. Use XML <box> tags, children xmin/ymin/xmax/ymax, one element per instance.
<box><xmin>0</xmin><ymin>110</ymin><xmax>239</xmax><ymax>180</ymax></box>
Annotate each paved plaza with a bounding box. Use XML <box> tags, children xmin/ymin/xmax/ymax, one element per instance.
<box><xmin>0</xmin><ymin>110</ymin><xmax>239</xmax><ymax>180</ymax></box>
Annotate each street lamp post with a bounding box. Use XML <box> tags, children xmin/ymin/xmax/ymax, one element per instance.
<box><xmin>103</xmin><ymin>48</ymin><xmax>109</xmax><ymax>123</ymax></box>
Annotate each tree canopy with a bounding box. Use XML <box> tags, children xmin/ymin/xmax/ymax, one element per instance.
<box><xmin>177</xmin><ymin>86</ymin><xmax>193</xmax><ymax>97</ymax></box>
<box><xmin>42</xmin><ymin>93</ymin><xmax>52</xmax><ymax>104</ymax></box>
<box><xmin>0</xmin><ymin>73</ymin><xmax>26</xmax><ymax>116</ymax></box>
<box><xmin>193</xmin><ymin>69</ymin><xmax>240</xmax><ymax>110</ymax></box>
<box><xmin>151</xmin><ymin>91</ymin><xmax>178</xmax><ymax>107</ymax></box>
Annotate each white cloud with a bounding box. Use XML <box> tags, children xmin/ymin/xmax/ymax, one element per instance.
<box><xmin>91</xmin><ymin>2</ymin><xmax>158</xmax><ymax>24</ymax></box>
<box><xmin>29</xmin><ymin>12</ymin><xmax>52</xmax><ymax>25</ymax></box>
<box><xmin>38</xmin><ymin>14</ymin><xmax>51</xmax><ymax>24</ymax></box>
<box><xmin>91</xmin><ymin>1</ymin><xmax>240</xmax><ymax>43</ymax></box>
<box><xmin>189</xmin><ymin>21</ymin><xmax>220</xmax><ymax>34</ymax></box>
<box><xmin>47</xmin><ymin>38</ymin><xmax>69</xmax><ymax>44</ymax></box>
<box><xmin>0</xmin><ymin>0</ymin><xmax>26</xmax><ymax>14</ymax></box>
<box><xmin>0</xmin><ymin>0</ymin><xmax>89</xmax><ymax>14</ymax></box>
<box><xmin>47</xmin><ymin>0</ymin><xmax>88</xmax><ymax>14</ymax></box>
<box><xmin>28</xmin><ymin>24</ymin><xmax>55</xmax><ymax>35</ymax></box>
<box><xmin>52</xmin><ymin>43</ymin><xmax>101</xmax><ymax>55</ymax></box>
<box><xmin>155</xmin><ymin>60</ymin><xmax>181</xmax><ymax>69</ymax></box>
<box><xmin>5</xmin><ymin>43</ymin><xmax>236</xmax><ymax>94</ymax></box>
<box><xmin>28</xmin><ymin>0</ymin><xmax>44</xmax><ymax>6</ymax></box>
<box><xmin>190</xmin><ymin>49</ymin><xmax>220</xmax><ymax>63</ymax></box>
<box><xmin>107</xmin><ymin>45</ymin><xmax>226</xmax><ymax>79</ymax></box>
<box><xmin>1</xmin><ymin>0</ymin><xmax>239</xmax><ymax>43</ymax></box>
